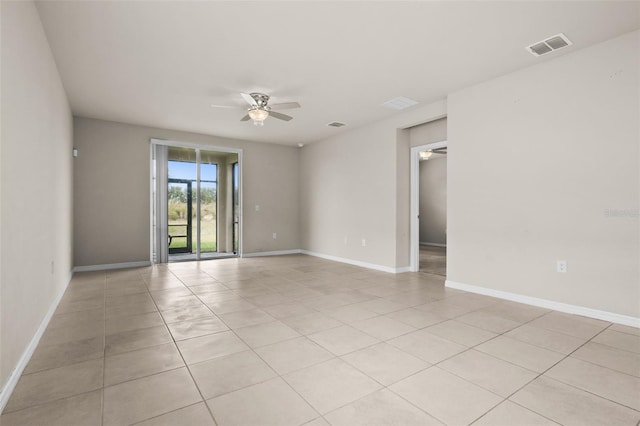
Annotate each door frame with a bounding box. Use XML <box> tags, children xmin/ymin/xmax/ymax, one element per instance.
<box><xmin>410</xmin><ymin>140</ymin><xmax>447</xmax><ymax>272</ymax></box>
<box><xmin>149</xmin><ymin>139</ymin><xmax>243</xmax><ymax>262</ymax></box>
<box><xmin>231</xmin><ymin>161</ymin><xmax>239</xmax><ymax>254</ymax></box>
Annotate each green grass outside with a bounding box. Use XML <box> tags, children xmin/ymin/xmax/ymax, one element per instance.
<box><xmin>168</xmin><ymin>201</ymin><xmax>217</xmax><ymax>252</ymax></box>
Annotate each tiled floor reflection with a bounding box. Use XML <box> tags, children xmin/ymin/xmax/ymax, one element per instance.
<box><xmin>2</xmin><ymin>254</ymin><xmax>639</xmax><ymax>425</ymax></box>
<box><xmin>419</xmin><ymin>246</ymin><xmax>446</xmax><ymax>276</ymax></box>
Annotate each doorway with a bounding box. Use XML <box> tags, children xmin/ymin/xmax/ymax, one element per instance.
<box><xmin>151</xmin><ymin>141</ymin><xmax>242</xmax><ymax>263</ymax></box>
<box><xmin>410</xmin><ymin>141</ymin><xmax>447</xmax><ymax>273</ymax></box>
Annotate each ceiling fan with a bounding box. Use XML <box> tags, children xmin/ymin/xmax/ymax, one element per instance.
<box><xmin>419</xmin><ymin>147</ymin><xmax>447</xmax><ymax>160</ymax></box>
<box><xmin>211</xmin><ymin>93</ymin><xmax>301</xmax><ymax>126</ymax></box>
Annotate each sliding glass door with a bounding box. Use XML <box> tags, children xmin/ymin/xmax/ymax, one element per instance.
<box><xmin>152</xmin><ymin>142</ymin><xmax>240</xmax><ymax>263</ymax></box>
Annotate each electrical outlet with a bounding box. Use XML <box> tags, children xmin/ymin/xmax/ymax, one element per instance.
<box><xmin>557</xmin><ymin>260</ymin><xmax>567</xmax><ymax>273</ymax></box>
<box><xmin>255</xmin><ymin>205</ymin><xmax>260</xmax><ymax>212</ymax></box>
<box><xmin>272</xmin><ymin>232</ymin><xmax>277</xmax><ymax>239</ymax></box>
<box><xmin>361</xmin><ymin>239</ymin><xmax>366</xmax><ymax>247</ymax></box>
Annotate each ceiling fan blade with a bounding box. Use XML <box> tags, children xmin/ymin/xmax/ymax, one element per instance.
<box><xmin>269</xmin><ymin>111</ymin><xmax>293</xmax><ymax>121</ymax></box>
<box><xmin>240</xmin><ymin>114</ymin><xmax>251</xmax><ymax>121</ymax></box>
<box><xmin>241</xmin><ymin>93</ymin><xmax>257</xmax><ymax>106</ymax></box>
<box><xmin>270</xmin><ymin>102</ymin><xmax>301</xmax><ymax>111</ymax></box>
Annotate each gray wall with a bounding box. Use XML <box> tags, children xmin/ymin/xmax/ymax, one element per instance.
<box><xmin>73</xmin><ymin>117</ymin><xmax>300</xmax><ymax>266</ymax></box>
<box><xmin>419</xmin><ymin>158</ymin><xmax>447</xmax><ymax>245</ymax></box>
<box><xmin>447</xmin><ymin>30</ymin><xmax>639</xmax><ymax>317</ymax></box>
<box><xmin>1</xmin><ymin>1</ymin><xmax>73</xmax><ymax>391</ymax></box>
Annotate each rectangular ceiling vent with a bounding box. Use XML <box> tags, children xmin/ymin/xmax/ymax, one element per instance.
<box><xmin>327</xmin><ymin>121</ymin><xmax>346</xmax><ymax>128</ymax></box>
<box><xmin>382</xmin><ymin>96</ymin><xmax>419</xmax><ymax>110</ymax></box>
<box><xmin>527</xmin><ymin>33</ymin><xmax>572</xmax><ymax>57</ymax></box>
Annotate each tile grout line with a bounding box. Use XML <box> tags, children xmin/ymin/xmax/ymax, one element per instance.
<box><xmin>174</xmin><ymin>271</ymin><xmax>543</xmax><ymax>424</ymax></box>
<box><xmin>170</xmin><ymin>262</ymin><xmax>440</xmax><ymax>423</ymax></box>
<box><xmin>2</xmin><ymin>273</ymin><xmax>108</xmax><ymax>418</ymax></box>
<box><xmin>128</xmin><ymin>401</ymin><xmax>206</xmax><ymax>426</ymax></box>
<box><xmin>5</xmin><ymin>266</ymin><xmax>264</xmax><ymax>419</ymax></box>
<box><xmin>143</xmin><ymin>267</ymin><xmax>221</xmax><ymax>425</ymax></box>
<box><xmin>272</xmin><ymin>288</ymin><xmax>510</xmax><ymax>423</ymax></box>
<box><xmin>445</xmin><ymin>310</ymin><xmax>611</xmax><ymax>424</ymax></box>
<box><xmin>162</xmin><ymin>265</ymin><xmax>338</xmax><ymax>416</ymax></box>
<box><xmin>381</xmin><ymin>308</ymin><xmax>565</xmax><ymax>425</ymax></box>
<box><xmin>176</xmin><ymin>270</ymin><xmax>327</xmax><ymax>424</ymax></box>
<box><xmin>522</xmin><ymin>324</ymin><xmax>640</xmax><ymax>413</ymax></box>
<box><xmin>472</xmin><ymin>322</ymin><xmax>628</xmax><ymax>425</ymax></box>
<box><xmin>5</xmin><ymin>278</ymin><xmax>100</xmax><ymax>409</ymax></box>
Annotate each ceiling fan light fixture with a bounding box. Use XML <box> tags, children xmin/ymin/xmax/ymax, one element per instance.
<box><xmin>420</xmin><ymin>150</ymin><xmax>433</xmax><ymax>160</ymax></box>
<box><xmin>248</xmin><ymin>107</ymin><xmax>269</xmax><ymax>123</ymax></box>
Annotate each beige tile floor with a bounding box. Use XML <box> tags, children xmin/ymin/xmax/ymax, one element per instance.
<box><xmin>2</xmin><ymin>254</ymin><xmax>640</xmax><ymax>426</ymax></box>
<box><xmin>419</xmin><ymin>246</ymin><xmax>446</xmax><ymax>276</ymax></box>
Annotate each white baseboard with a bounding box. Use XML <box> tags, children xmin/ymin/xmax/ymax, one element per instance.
<box><xmin>242</xmin><ymin>249</ymin><xmax>302</xmax><ymax>258</ymax></box>
<box><xmin>0</xmin><ymin>271</ymin><xmax>74</xmax><ymax>413</ymax></box>
<box><xmin>73</xmin><ymin>260</ymin><xmax>152</xmax><ymax>272</ymax></box>
<box><xmin>301</xmin><ymin>250</ymin><xmax>408</xmax><ymax>274</ymax></box>
<box><xmin>420</xmin><ymin>242</ymin><xmax>447</xmax><ymax>248</ymax></box>
<box><xmin>445</xmin><ymin>280</ymin><xmax>640</xmax><ymax>328</ymax></box>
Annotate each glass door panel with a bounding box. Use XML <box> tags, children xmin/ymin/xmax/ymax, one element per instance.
<box><xmin>199</xmin><ymin>162</ymin><xmax>217</xmax><ymax>253</ymax></box>
<box><xmin>168</xmin><ymin>147</ymin><xmax>197</xmax><ymax>258</ymax></box>
<box><xmin>167</xmin><ymin>180</ymin><xmax>192</xmax><ymax>253</ymax></box>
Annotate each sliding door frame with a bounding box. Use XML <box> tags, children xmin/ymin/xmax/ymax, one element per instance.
<box><xmin>149</xmin><ymin>139</ymin><xmax>243</xmax><ymax>263</ymax></box>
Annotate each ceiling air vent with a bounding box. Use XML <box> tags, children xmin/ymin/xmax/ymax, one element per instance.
<box><xmin>527</xmin><ymin>33</ymin><xmax>572</xmax><ymax>57</ymax></box>
<box><xmin>327</xmin><ymin>121</ymin><xmax>346</xmax><ymax>128</ymax></box>
<box><xmin>382</xmin><ymin>97</ymin><xmax>419</xmax><ymax>110</ymax></box>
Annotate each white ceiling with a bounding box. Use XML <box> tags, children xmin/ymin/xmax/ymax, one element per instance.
<box><xmin>35</xmin><ymin>1</ymin><xmax>640</xmax><ymax>146</ymax></box>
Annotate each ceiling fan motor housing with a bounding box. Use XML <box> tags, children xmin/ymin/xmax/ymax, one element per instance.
<box><xmin>250</xmin><ymin>93</ymin><xmax>270</xmax><ymax>107</ymax></box>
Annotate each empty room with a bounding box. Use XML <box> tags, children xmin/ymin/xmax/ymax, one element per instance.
<box><xmin>1</xmin><ymin>1</ymin><xmax>639</xmax><ymax>425</ymax></box>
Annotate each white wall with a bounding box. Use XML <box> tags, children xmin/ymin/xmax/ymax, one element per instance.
<box><xmin>300</xmin><ymin>101</ymin><xmax>447</xmax><ymax>270</ymax></box>
<box><xmin>73</xmin><ymin>117</ymin><xmax>300</xmax><ymax>266</ymax></box>
<box><xmin>0</xmin><ymin>0</ymin><xmax>73</xmax><ymax>396</ymax></box>
<box><xmin>447</xmin><ymin>30</ymin><xmax>639</xmax><ymax>318</ymax></box>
